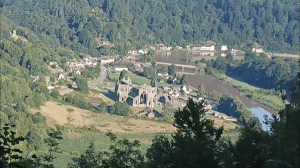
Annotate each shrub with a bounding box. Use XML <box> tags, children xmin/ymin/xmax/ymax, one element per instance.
<box><xmin>50</xmin><ymin>89</ymin><xmax>59</xmax><ymax>98</ymax></box>
<box><xmin>31</xmin><ymin>112</ymin><xmax>46</xmax><ymax>124</ymax></box>
<box><xmin>64</xmin><ymin>94</ymin><xmax>93</xmax><ymax>110</ymax></box>
<box><xmin>110</xmin><ymin>102</ymin><xmax>132</xmax><ymax>116</ymax></box>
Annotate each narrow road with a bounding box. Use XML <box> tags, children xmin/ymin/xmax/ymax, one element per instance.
<box><xmin>88</xmin><ymin>65</ymin><xmax>107</xmax><ymax>88</ymax></box>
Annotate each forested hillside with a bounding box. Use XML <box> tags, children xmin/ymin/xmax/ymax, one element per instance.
<box><xmin>1</xmin><ymin>0</ymin><xmax>299</xmax><ymax>55</ymax></box>
<box><xmin>0</xmin><ymin>14</ymin><xmax>84</xmax><ymax>155</ymax></box>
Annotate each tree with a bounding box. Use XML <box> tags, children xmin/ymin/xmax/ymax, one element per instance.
<box><xmin>119</xmin><ymin>70</ymin><xmax>128</xmax><ymax>80</ymax></box>
<box><xmin>0</xmin><ymin>123</ymin><xmax>39</xmax><ymax>168</ymax></box>
<box><xmin>110</xmin><ymin>102</ymin><xmax>132</xmax><ymax>116</ymax></box>
<box><xmin>211</xmin><ymin>91</ymin><xmax>223</xmax><ymax>102</ymax></box>
<box><xmin>200</xmin><ymin>58</ymin><xmax>206</xmax><ymax>63</ymax></box>
<box><xmin>180</xmin><ymin>74</ymin><xmax>188</xmax><ymax>86</ymax></box>
<box><xmin>69</xmin><ymin>133</ymin><xmax>145</xmax><ymax>168</ymax></box>
<box><xmin>96</xmin><ymin>103</ymin><xmax>107</xmax><ymax>113</ymax></box>
<box><xmin>102</xmin><ymin>133</ymin><xmax>145</xmax><ymax>168</ymax></box>
<box><xmin>43</xmin><ymin>127</ymin><xmax>63</xmax><ymax>168</ymax></box>
<box><xmin>150</xmin><ymin>76</ymin><xmax>157</xmax><ymax>87</ymax></box>
<box><xmin>75</xmin><ymin>75</ymin><xmax>89</xmax><ymax>93</ymax></box>
<box><xmin>143</xmin><ymin>66</ymin><xmax>157</xmax><ymax>79</ymax></box>
<box><xmin>147</xmin><ymin>99</ymin><xmax>224</xmax><ymax>167</ymax></box>
<box><xmin>197</xmin><ymin>83</ymin><xmax>205</xmax><ymax>98</ymax></box>
<box><xmin>213</xmin><ymin>57</ymin><xmax>228</xmax><ymax>73</ymax></box>
<box><xmin>168</xmin><ymin>64</ymin><xmax>176</xmax><ymax>76</ymax></box>
<box><xmin>225</xmin><ymin>54</ymin><xmax>234</xmax><ymax>63</ymax></box>
<box><xmin>160</xmin><ymin>103</ymin><xmax>174</xmax><ymax>122</ymax></box>
<box><xmin>50</xmin><ymin>89</ymin><xmax>59</xmax><ymax>98</ymax></box>
<box><xmin>68</xmin><ymin>142</ymin><xmax>102</xmax><ymax>168</ymax></box>
<box><xmin>227</xmin><ymin>119</ymin><xmax>270</xmax><ymax>168</ymax></box>
<box><xmin>0</xmin><ymin>123</ymin><xmax>25</xmax><ymax>167</ymax></box>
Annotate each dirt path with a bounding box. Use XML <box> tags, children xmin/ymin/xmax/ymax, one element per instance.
<box><xmin>187</xmin><ymin>74</ymin><xmax>277</xmax><ymax>114</ymax></box>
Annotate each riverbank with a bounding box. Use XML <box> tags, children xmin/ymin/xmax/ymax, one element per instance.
<box><xmin>187</xmin><ymin>73</ymin><xmax>278</xmax><ymax>115</ymax></box>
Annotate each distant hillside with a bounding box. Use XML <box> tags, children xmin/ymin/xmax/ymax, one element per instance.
<box><xmin>1</xmin><ymin>0</ymin><xmax>299</xmax><ymax>55</ymax></box>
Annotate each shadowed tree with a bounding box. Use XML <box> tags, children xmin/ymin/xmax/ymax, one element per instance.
<box><xmin>197</xmin><ymin>83</ymin><xmax>205</xmax><ymax>98</ymax></box>
<box><xmin>147</xmin><ymin>99</ymin><xmax>224</xmax><ymax>168</ymax></box>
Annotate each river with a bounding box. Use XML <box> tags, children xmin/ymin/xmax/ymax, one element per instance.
<box><xmin>249</xmin><ymin>107</ymin><xmax>274</xmax><ymax>131</ymax></box>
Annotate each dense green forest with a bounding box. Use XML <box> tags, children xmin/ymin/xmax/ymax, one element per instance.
<box><xmin>1</xmin><ymin>0</ymin><xmax>299</xmax><ymax>55</ymax></box>
<box><xmin>0</xmin><ymin>13</ymin><xmax>88</xmax><ymax>161</ymax></box>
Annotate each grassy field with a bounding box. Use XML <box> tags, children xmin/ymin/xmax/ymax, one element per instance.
<box><xmin>51</xmin><ymin>124</ymin><xmax>240</xmax><ymax>168</ymax></box>
<box><xmin>41</xmin><ymin>132</ymin><xmax>173</xmax><ymax>168</ymax></box>
<box><xmin>108</xmin><ymin>71</ymin><xmax>168</xmax><ymax>87</ymax></box>
<box><xmin>224</xmin><ymin>76</ymin><xmax>285</xmax><ymax>110</ymax></box>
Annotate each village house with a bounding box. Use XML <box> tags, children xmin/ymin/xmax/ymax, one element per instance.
<box><xmin>31</xmin><ymin>75</ymin><xmax>40</xmax><ymax>82</ymax></box>
<box><xmin>187</xmin><ymin>44</ymin><xmax>215</xmax><ymax>56</ymax></box>
<box><xmin>50</xmin><ymin>61</ymin><xmax>58</xmax><ymax>68</ymax></box>
<box><xmin>221</xmin><ymin>53</ymin><xmax>227</xmax><ymax>57</ymax></box>
<box><xmin>99</xmin><ymin>40</ymin><xmax>115</xmax><ymax>47</ymax></box>
<box><xmin>252</xmin><ymin>47</ymin><xmax>264</xmax><ymax>54</ymax></box>
<box><xmin>128</xmin><ymin>50</ymin><xmax>139</xmax><ymax>56</ymax></box>
<box><xmin>138</xmin><ymin>49</ymin><xmax>147</xmax><ymax>55</ymax></box>
<box><xmin>45</xmin><ymin>76</ymin><xmax>50</xmax><ymax>84</ymax></box>
<box><xmin>157</xmin><ymin>72</ymin><xmax>169</xmax><ymax>78</ymax></box>
<box><xmin>181</xmin><ymin>85</ymin><xmax>191</xmax><ymax>94</ymax></box>
<box><xmin>157</xmin><ymin>44</ymin><xmax>172</xmax><ymax>51</ymax></box>
<box><xmin>221</xmin><ymin>45</ymin><xmax>228</xmax><ymax>51</ymax></box>
<box><xmin>149</xmin><ymin>46</ymin><xmax>156</xmax><ymax>50</ymax></box>
<box><xmin>230</xmin><ymin>49</ymin><xmax>241</xmax><ymax>56</ymax></box>
<box><xmin>101</xmin><ymin>56</ymin><xmax>115</xmax><ymax>64</ymax></box>
<box><xmin>114</xmin><ymin>67</ymin><xmax>128</xmax><ymax>72</ymax></box>
<box><xmin>47</xmin><ymin>85</ymin><xmax>55</xmax><ymax>93</ymax></box>
<box><xmin>162</xmin><ymin>86</ymin><xmax>171</xmax><ymax>91</ymax></box>
<box><xmin>56</xmin><ymin>71</ymin><xmax>67</xmax><ymax>80</ymax></box>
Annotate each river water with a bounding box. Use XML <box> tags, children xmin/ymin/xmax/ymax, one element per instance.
<box><xmin>249</xmin><ymin>107</ymin><xmax>274</xmax><ymax>131</ymax></box>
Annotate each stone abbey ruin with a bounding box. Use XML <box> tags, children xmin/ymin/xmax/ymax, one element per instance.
<box><xmin>115</xmin><ymin>74</ymin><xmax>157</xmax><ymax>108</ymax></box>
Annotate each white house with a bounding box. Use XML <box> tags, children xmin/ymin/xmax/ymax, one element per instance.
<box><xmin>200</xmin><ymin>45</ymin><xmax>215</xmax><ymax>51</ymax></box>
<box><xmin>221</xmin><ymin>45</ymin><xmax>228</xmax><ymax>51</ymax></box>
<box><xmin>138</xmin><ymin>49</ymin><xmax>146</xmax><ymax>55</ymax></box>
<box><xmin>221</xmin><ymin>53</ymin><xmax>227</xmax><ymax>57</ymax></box>
<box><xmin>47</xmin><ymin>85</ymin><xmax>55</xmax><ymax>93</ymax></box>
<box><xmin>157</xmin><ymin>73</ymin><xmax>169</xmax><ymax>77</ymax></box>
<box><xmin>75</xmin><ymin>69</ymin><xmax>81</xmax><ymax>75</ymax></box>
<box><xmin>252</xmin><ymin>47</ymin><xmax>264</xmax><ymax>54</ymax></box>
<box><xmin>181</xmin><ymin>85</ymin><xmax>191</xmax><ymax>94</ymax></box>
<box><xmin>58</xmin><ymin>73</ymin><xmax>65</xmax><ymax>80</ymax></box>
<box><xmin>115</xmin><ymin>67</ymin><xmax>128</xmax><ymax>72</ymax></box>
<box><xmin>204</xmin><ymin>104</ymin><xmax>212</xmax><ymax>110</ymax></box>
<box><xmin>166</xmin><ymin>47</ymin><xmax>172</xmax><ymax>51</ymax></box>
<box><xmin>49</xmin><ymin>61</ymin><xmax>58</xmax><ymax>67</ymax></box>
